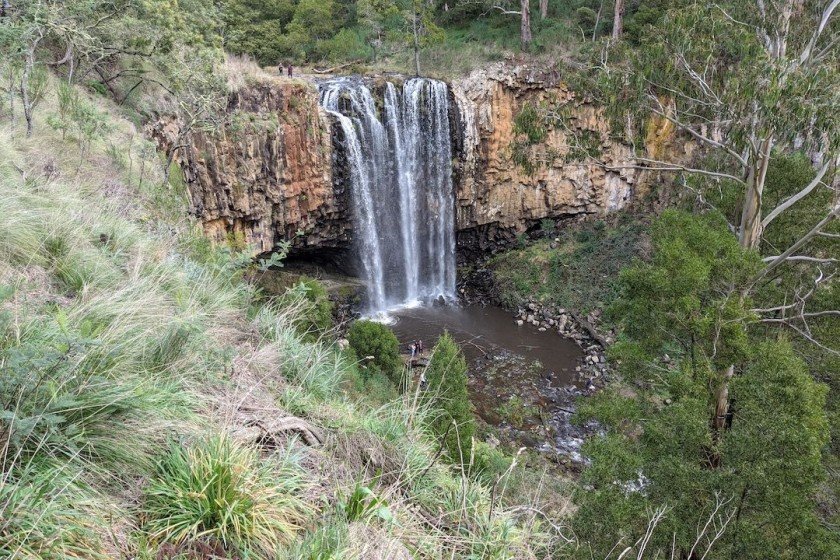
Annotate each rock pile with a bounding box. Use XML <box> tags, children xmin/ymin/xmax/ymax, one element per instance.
<box><xmin>514</xmin><ymin>301</ymin><xmax>612</xmax><ymax>387</ymax></box>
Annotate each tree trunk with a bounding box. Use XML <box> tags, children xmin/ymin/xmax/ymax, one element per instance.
<box><xmin>738</xmin><ymin>137</ymin><xmax>773</xmax><ymax>249</ymax></box>
<box><xmin>539</xmin><ymin>0</ymin><xmax>548</xmax><ymax>19</ymax></box>
<box><xmin>520</xmin><ymin>0</ymin><xmax>532</xmax><ymax>51</ymax></box>
<box><xmin>709</xmin><ymin>364</ymin><xmax>734</xmax><ymax>468</ymax></box>
<box><xmin>612</xmin><ymin>0</ymin><xmax>624</xmax><ymax>40</ymax></box>
<box><xmin>21</xmin><ymin>50</ymin><xmax>34</xmax><ymax>137</ymax></box>
<box><xmin>592</xmin><ymin>0</ymin><xmax>604</xmax><ymax>41</ymax></box>
<box><xmin>412</xmin><ymin>8</ymin><xmax>421</xmax><ymax>77</ymax></box>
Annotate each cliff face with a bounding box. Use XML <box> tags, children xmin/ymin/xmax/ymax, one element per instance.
<box><xmin>156</xmin><ymin>67</ymin><xmax>684</xmax><ymax>260</ymax></box>
<box><xmin>451</xmin><ymin>64</ymin><xmax>646</xmax><ymax>250</ymax></box>
<box><xmin>149</xmin><ymin>79</ymin><xmax>348</xmax><ymax>257</ymax></box>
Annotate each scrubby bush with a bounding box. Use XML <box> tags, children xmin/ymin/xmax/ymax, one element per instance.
<box><xmin>291</xmin><ymin>277</ymin><xmax>334</xmax><ymax>338</ymax></box>
<box><xmin>142</xmin><ymin>435</ymin><xmax>311</xmax><ymax>556</ymax></box>
<box><xmin>422</xmin><ymin>331</ymin><xmax>474</xmax><ymax>465</ymax></box>
<box><xmin>346</xmin><ymin>320</ymin><xmax>402</xmax><ymax>384</ymax></box>
<box><xmin>471</xmin><ymin>441</ymin><xmax>512</xmax><ymax>483</ymax></box>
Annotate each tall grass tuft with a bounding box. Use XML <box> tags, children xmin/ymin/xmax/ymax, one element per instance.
<box><xmin>0</xmin><ymin>459</ymin><xmax>105</xmax><ymax>559</ymax></box>
<box><xmin>142</xmin><ymin>435</ymin><xmax>312</xmax><ymax>556</ymax></box>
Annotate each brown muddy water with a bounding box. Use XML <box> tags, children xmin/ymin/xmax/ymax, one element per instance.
<box><xmin>389</xmin><ymin>304</ymin><xmax>594</xmax><ymax>462</ymax></box>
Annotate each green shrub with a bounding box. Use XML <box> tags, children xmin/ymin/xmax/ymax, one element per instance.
<box><xmin>513</xmin><ymin>102</ymin><xmax>547</xmax><ymax>144</ymax></box>
<box><xmin>346</xmin><ymin>320</ymin><xmax>402</xmax><ymax>384</ymax></box>
<box><xmin>422</xmin><ymin>332</ymin><xmax>474</xmax><ymax>465</ymax></box>
<box><xmin>142</xmin><ymin>435</ymin><xmax>311</xmax><ymax>556</ymax></box>
<box><xmin>471</xmin><ymin>441</ymin><xmax>512</xmax><ymax>483</ymax></box>
<box><xmin>296</xmin><ymin>277</ymin><xmax>334</xmax><ymax>337</ymax></box>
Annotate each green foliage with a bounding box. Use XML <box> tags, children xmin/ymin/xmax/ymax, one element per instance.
<box><xmin>490</xmin><ymin>217</ymin><xmax>644</xmax><ymax>315</ymax></box>
<box><xmin>220</xmin><ymin>0</ymin><xmax>297</xmax><ymax>65</ymax></box>
<box><xmin>422</xmin><ymin>331</ymin><xmax>474</xmax><ymax>465</ymax></box>
<box><xmin>47</xmin><ymin>83</ymin><xmax>111</xmax><ymax>159</ymax></box>
<box><xmin>498</xmin><ymin>395</ymin><xmax>528</xmax><ymax>428</ymax></box>
<box><xmin>142</xmin><ymin>436</ymin><xmax>311</xmax><ymax>556</ymax></box>
<box><xmin>607</xmin><ymin>210</ymin><xmax>761</xmax><ymax>371</ymax></box>
<box><xmin>470</xmin><ymin>440</ymin><xmax>512</xmax><ymax>483</ymax></box>
<box><xmin>513</xmin><ymin>102</ymin><xmax>547</xmax><ymax>144</ymax></box>
<box><xmin>539</xmin><ymin>218</ymin><xmax>556</xmax><ymax>237</ymax></box>
<box><xmin>574</xmin><ymin>210</ymin><xmax>836</xmax><ymax>559</ymax></box>
<box><xmin>341</xmin><ymin>484</ymin><xmax>393</xmax><ymax>523</ymax></box>
<box><xmin>274</xmin><ymin>277</ymin><xmax>335</xmax><ymax>340</ymax></box>
<box><xmin>297</xmin><ymin>278</ymin><xmax>335</xmax><ymax>336</ymax></box>
<box><xmin>280</xmin><ymin>0</ymin><xmax>341</xmax><ymax>61</ymax></box>
<box><xmin>319</xmin><ymin>27</ymin><xmax>372</xmax><ymax>62</ymax></box>
<box><xmin>346</xmin><ymin>319</ymin><xmax>402</xmax><ymax>383</ymax></box>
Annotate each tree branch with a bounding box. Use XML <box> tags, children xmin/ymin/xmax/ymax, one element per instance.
<box><xmin>761</xmin><ymin>158</ymin><xmax>834</xmax><ymax>228</ymax></box>
<box><xmin>759</xmin><ymin>320</ymin><xmax>840</xmax><ymax>356</ymax></box>
<box><xmin>756</xmin><ymin>205</ymin><xmax>840</xmax><ymax>281</ymax></box>
<box><xmin>605</xmin><ymin>157</ymin><xmax>747</xmax><ymax>184</ymax></box>
<box><xmin>647</xmin><ymin>103</ymin><xmax>748</xmax><ymax>168</ymax></box>
<box><xmin>760</xmin><ymin>255</ymin><xmax>837</xmax><ymax>264</ymax></box>
<box><xmin>799</xmin><ymin>0</ymin><xmax>840</xmax><ymax>65</ymax></box>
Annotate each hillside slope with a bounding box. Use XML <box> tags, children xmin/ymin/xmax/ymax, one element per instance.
<box><xmin>0</xmin><ymin>83</ymin><xmax>569</xmax><ymax>558</ymax></box>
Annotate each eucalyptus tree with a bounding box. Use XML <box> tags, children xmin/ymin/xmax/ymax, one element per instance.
<box><xmin>568</xmin><ymin>2</ymin><xmax>839</xmax><ymax>555</ymax></box>
<box><xmin>583</xmin><ymin>0</ymin><xmax>840</xmax><ymax>358</ymax></box>
<box><xmin>457</xmin><ymin>0</ymin><xmax>533</xmax><ymax>51</ymax></box>
<box><xmin>601</xmin><ymin>0</ymin><xmax>839</xmax><ymax>250</ymax></box>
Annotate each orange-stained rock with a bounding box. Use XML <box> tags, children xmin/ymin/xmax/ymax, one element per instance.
<box><xmin>148</xmin><ymin>78</ymin><xmax>348</xmax><ymax>256</ymax></box>
<box><xmin>453</xmin><ymin>64</ymin><xmax>637</xmax><ymax>235</ymax></box>
<box><xmin>149</xmin><ymin>66</ymin><xmax>686</xmax><ymax>258</ymax></box>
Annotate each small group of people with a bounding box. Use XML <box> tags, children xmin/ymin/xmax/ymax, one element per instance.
<box><xmin>408</xmin><ymin>339</ymin><xmax>425</xmax><ymax>359</ymax></box>
<box><xmin>278</xmin><ymin>62</ymin><xmax>293</xmax><ymax>78</ymax></box>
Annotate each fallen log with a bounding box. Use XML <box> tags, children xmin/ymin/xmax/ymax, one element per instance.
<box><xmin>569</xmin><ymin>311</ymin><xmax>608</xmax><ymax>347</ymax></box>
<box><xmin>312</xmin><ymin>60</ymin><xmax>361</xmax><ymax>74</ymax></box>
<box><xmin>233</xmin><ymin>417</ymin><xmax>324</xmax><ymax>448</ymax></box>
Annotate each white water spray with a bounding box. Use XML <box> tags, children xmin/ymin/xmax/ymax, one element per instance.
<box><xmin>319</xmin><ymin>77</ymin><xmax>456</xmax><ymax>315</ymax></box>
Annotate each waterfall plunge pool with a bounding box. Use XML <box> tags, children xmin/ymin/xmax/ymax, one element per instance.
<box><xmin>389</xmin><ymin>303</ymin><xmax>590</xmax><ymax>460</ymax></box>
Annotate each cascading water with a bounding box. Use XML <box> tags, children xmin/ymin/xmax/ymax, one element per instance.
<box><xmin>319</xmin><ymin>77</ymin><xmax>456</xmax><ymax>315</ymax></box>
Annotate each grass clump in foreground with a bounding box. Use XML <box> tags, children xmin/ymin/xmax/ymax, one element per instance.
<box><xmin>142</xmin><ymin>435</ymin><xmax>311</xmax><ymax>555</ymax></box>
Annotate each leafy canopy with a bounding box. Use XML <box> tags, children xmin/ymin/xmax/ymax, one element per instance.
<box><xmin>574</xmin><ymin>210</ymin><xmax>834</xmax><ymax>559</ymax></box>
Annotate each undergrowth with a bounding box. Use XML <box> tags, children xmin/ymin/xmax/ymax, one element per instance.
<box><xmin>489</xmin><ymin>216</ymin><xmax>647</xmax><ymax>316</ymax></box>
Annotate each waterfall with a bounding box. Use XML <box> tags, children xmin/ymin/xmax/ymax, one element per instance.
<box><xmin>319</xmin><ymin>77</ymin><xmax>456</xmax><ymax>315</ymax></box>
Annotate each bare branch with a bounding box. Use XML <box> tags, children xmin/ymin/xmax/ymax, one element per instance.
<box><xmin>757</xmin><ymin>205</ymin><xmax>840</xmax><ymax>280</ymax></box>
<box><xmin>799</xmin><ymin>0</ymin><xmax>840</xmax><ymax>65</ymax></box>
<box><xmin>760</xmin><ymin>255</ymin><xmax>838</xmax><ymax>264</ymax></box>
<box><xmin>490</xmin><ymin>5</ymin><xmax>522</xmax><ymax>15</ymax></box>
<box><xmin>605</xmin><ymin>157</ymin><xmax>747</xmax><ymax>184</ymax></box>
<box><xmin>762</xmin><ymin>158</ymin><xmax>835</xmax><ymax>228</ymax></box>
<box><xmin>760</xmin><ymin>320</ymin><xmax>840</xmax><ymax>356</ymax></box>
<box><xmin>647</xmin><ymin>103</ymin><xmax>748</xmax><ymax>167</ymax></box>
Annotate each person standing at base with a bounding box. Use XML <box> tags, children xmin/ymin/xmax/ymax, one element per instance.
<box><xmin>286</xmin><ymin>63</ymin><xmax>293</xmax><ymax>78</ymax></box>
